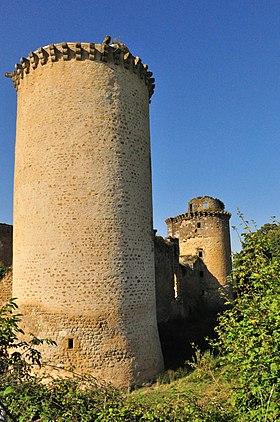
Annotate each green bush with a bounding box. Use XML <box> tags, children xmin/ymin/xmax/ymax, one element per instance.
<box><xmin>0</xmin><ymin>300</ymin><xmax>233</xmax><ymax>420</ymax></box>
<box><xmin>213</xmin><ymin>216</ymin><xmax>280</xmax><ymax>421</ymax></box>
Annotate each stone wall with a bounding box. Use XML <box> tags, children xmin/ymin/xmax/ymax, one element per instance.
<box><xmin>0</xmin><ymin>269</ymin><xmax>12</xmax><ymax>306</ymax></box>
<box><xmin>154</xmin><ymin>236</ymin><xmax>186</xmax><ymax>323</ymax></box>
<box><xmin>154</xmin><ymin>236</ymin><xmax>205</xmax><ymax>324</ymax></box>
<box><xmin>0</xmin><ymin>223</ymin><xmax>13</xmax><ymax>267</ymax></box>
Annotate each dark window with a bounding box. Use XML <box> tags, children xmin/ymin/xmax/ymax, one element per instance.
<box><xmin>190</xmin><ymin>203</ymin><xmax>194</xmax><ymax>211</ymax></box>
<box><xmin>68</xmin><ymin>338</ymin><xmax>74</xmax><ymax>349</ymax></box>
<box><xmin>199</xmin><ymin>271</ymin><xmax>204</xmax><ymax>278</ymax></box>
<box><xmin>197</xmin><ymin>222</ymin><xmax>201</xmax><ymax>228</ymax></box>
<box><xmin>198</xmin><ymin>249</ymin><xmax>203</xmax><ymax>258</ymax></box>
<box><xmin>201</xmin><ymin>290</ymin><xmax>205</xmax><ymax>296</ymax></box>
<box><xmin>203</xmin><ymin>202</ymin><xmax>208</xmax><ymax>208</ymax></box>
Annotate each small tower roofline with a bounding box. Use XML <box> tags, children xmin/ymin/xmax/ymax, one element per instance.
<box><xmin>188</xmin><ymin>196</ymin><xmax>225</xmax><ymax>213</ymax></box>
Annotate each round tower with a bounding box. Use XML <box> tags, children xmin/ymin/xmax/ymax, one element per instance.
<box><xmin>166</xmin><ymin>196</ymin><xmax>232</xmax><ymax>310</ymax></box>
<box><xmin>7</xmin><ymin>38</ymin><xmax>163</xmax><ymax>387</ymax></box>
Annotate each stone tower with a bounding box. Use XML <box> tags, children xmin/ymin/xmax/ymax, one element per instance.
<box><xmin>165</xmin><ymin>196</ymin><xmax>232</xmax><ymax>310</ymax></box>
<box><xmin>6</xmin><ymin>38</ymin><xmax>164</xmax><ymax>387</ymax></box>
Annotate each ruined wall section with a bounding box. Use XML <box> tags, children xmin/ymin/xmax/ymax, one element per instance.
<box><xmin>154</xmin><ymin>236</ymin><xmax>186</xmax><ymax>323</ymax></box>
<box><xmin>10</xmin><ymin>40</ymin><xmax>163</xmax><ymax>388</ymax></box>
<box><xmin>0</xmin><ymin>224</ymin><xmax>13</xmax><ymax>267</ymax></box>
<box><xmin>154</xmin><ymin>235</ymin><xmax>207</xmax><ymax>324</ymax></box>
<box><xmin>0</xmin><ymin>269</ymin><xmax>12</xmax><ymax>306</ymax></box>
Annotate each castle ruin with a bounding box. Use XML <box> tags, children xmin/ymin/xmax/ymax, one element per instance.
<box><xmin>1</xmin><ymin>37</ymin><xmax>232</xmax><ymax>388</ymax></box>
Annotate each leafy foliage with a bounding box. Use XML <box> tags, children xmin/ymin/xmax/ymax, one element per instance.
<box><xmin>0</xmin><ymin>216</ymin><xmax>279</xmax><ymax>420</ymax></box>
<box><xmin>213</xmin><ymin>215</ymin><xmax>280</xmax><ymax>420</ymax></box>
<box><xmin>0</xmin><ymin>300</ymin><xmax>233</xmax><ymax>420</ymax></box>
<box><xmin>0</xmin><ymin>299</ymin><xmax>55</xmax><ymax>378</ymax></box>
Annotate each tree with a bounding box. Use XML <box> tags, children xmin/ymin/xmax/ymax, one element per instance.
<box><xmin>214</xmin><ymin>217</ymin><xmax>280</xmax><ymax>420</ymax></box>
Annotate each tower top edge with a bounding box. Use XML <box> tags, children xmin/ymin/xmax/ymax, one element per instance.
<box><xmin>165</xmin><ymin>196</ymin><xmax>231</xmax><ymax>224</ymax></box>
<box><xmin>165</xmin><ymin>210</ymin><xmax>232</xmax><ymax>224</ymax></box>
<box><xmin>5</xmin><ymin>36</ymin><xmax>155</xmax><ymax>99</ymax></box>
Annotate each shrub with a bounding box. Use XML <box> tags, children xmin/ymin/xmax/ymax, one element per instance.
<box><xmin>213</xmin><ymin>216</ymin><xmax>280</xmax><ymax>420</ymax></box>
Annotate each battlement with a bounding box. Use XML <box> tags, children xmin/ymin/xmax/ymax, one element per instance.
<box><xmin>5</xmin><ymin>36</ymin><xmax>155</xmax><ymax>99</ymax></box>
<box><xmin>165</xmin><ymin>209</ymin><xmax>231</xmax><ymax>225</ymax></box>
<box><xmin>165</xmin><ymin>196</ymin><xmax>231</xmax><ymax>225</ymax></box>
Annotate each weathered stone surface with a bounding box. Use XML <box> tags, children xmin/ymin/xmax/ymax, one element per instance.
<box><xmin>0</xmin><ymin>269</ymin><xmax>12</xmax><ymax>306</ymax></box>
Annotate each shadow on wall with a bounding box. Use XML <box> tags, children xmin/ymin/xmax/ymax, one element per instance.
<box><xmin>0</xmin><ymin>224</ymin><xmax>13</xmax><ymax>267</ymax></box>
<box><xmin>154</xmin><ymin>236</ymin><xmax>232</xmax><ymax>369</ymax></box>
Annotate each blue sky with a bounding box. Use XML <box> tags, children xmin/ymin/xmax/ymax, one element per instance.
<box><xmin>0</xmin><ymin>0</ymin><xmax>279</xmax><ymax>252</ymax></box>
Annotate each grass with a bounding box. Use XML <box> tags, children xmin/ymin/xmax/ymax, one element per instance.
<box><xmin>128</xmin><ymin>351</ymin><xmax>235</xmax><ymax>421</ymax></box>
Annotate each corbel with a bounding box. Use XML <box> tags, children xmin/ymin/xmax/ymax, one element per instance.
<box><xmin>89</xmin><ymin>43</ymin><xmax>95</xmax><ymax>61</ymax></box>
<box><xmin>101</xmin><ymin>44</ymin><xmax>109</xmax><ymax>62</ymax></box>
<box><xmin>75</xmin><ymin>43</ymin><xmax>82</xmax><ymax>60</ymax></box>
<box><xmin>15</xmin><ymin>63</ymin><xmax>23</xmax><ymax>79</ymax></box>
<box><xmin>62</xmin><ymin>42</ymin><xmax>69</xmax><ymax>60</ymax></box>
<box><xmin>123</xmin><ymin>52</ymin><xmax>132</xmax><ymax>69</ymax></box>
<box><xmin>29</xmin><ymin>52</ymin><xmax>39</xmax><ymax>69</ymax></box>
<box><xmin>133</xmin><ymin>56</ymin><xmax>141</xmax><ymax>74</ymax></box>
<box><xmin>37</xmin><ymin>47</ymin><xmax>48</xmax><ymax>65</ymax></box>
<box><xmin>20</xmin><ymin>57</ymin><xmax>30</xmax><ymax>74</ymax></box>
<box><xmin>49</xmin><ymin>44</ymin><xmax>58</xmax><ymax>62</ymax></box>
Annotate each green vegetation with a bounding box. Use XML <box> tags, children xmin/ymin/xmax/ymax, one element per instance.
<box><xmin>212</xmin><ymin>216</ymin><xmax>280</xmax><ymax>421</ymax></box>
<box><xmin>0</xmin><ymin>217</ymin><xmax>279</xmax><ymax>420</ymax></box>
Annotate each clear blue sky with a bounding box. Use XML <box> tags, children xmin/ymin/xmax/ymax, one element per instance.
<box><xmin>0</xmin><ymin>0</ymin><xmax>279</xmax><ymax>252</ymax></box>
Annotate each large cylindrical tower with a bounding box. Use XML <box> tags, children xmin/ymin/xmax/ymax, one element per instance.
<box><xmin>7</xmin><ymin>38</ymin><xmax>163</xmax><ymax>387</ymax></box>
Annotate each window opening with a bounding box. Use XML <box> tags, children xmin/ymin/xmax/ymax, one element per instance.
<box><xmin>203</xmin><ymin>202</ymin><xmax>208</xmax><ymax>208</ymax></box>
<box><xmin>68</xmin><ymin>338</ymin><xmax>74</xmax><ymax>349</ymax></box>
<box><xmin>199</xmin><ymin>271</ymin><xmax>204</xmax><ymax>278</ymax></box>
<box><xmin>197</xmin><ymin>222</ymin><xmax>201</xmax><ymax>228</ymax></box>
<box><xmin>173</xmin><ymin>273</ymin><xmax>181</xmax><ymax>299</ymax></box>
<box><xmin>201</xmin><ymin>290</ymin><xmax>205</xmax><ymax>296</ymax></box>
<box><xmin>198</xmin><ymin>249</ymin><xmax>203</xmax><ymax>258</ymax></box>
